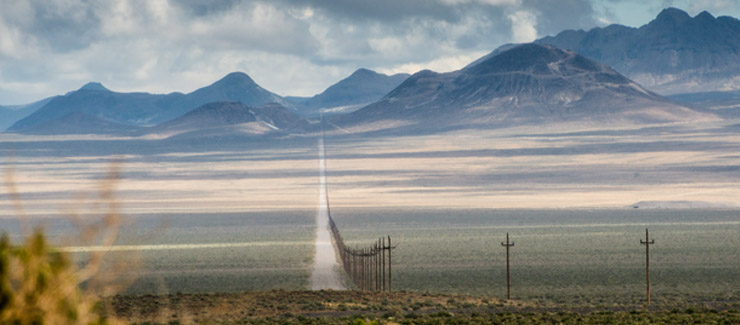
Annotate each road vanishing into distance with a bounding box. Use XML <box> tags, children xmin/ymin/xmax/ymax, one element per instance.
<box><xmin>309</xmin><ymin>136</ymin><xmax>346</xmax><ymax>290</ymax></box>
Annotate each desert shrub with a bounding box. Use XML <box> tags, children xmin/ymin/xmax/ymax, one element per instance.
<box><xmin>352</xmin><ymin>318</ymin><xmax>378</xmax><ymax>325</ymax></box>
<box><xmin>0</xmin><ymin>163</ymin><xmax>124</xmax><ymax>324</ymax></box>
<box><xmin>0</xmin><ymin>230</ymin><xmax>107</xmax><ymax>324</ymax></box>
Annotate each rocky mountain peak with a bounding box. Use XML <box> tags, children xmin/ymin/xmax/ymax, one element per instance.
<box><xmin>695</xmin><ymin>10</ymin><xmax>715</xmax><ymax>21</ymax></box>
<box><xmin>653</xmin><ymin>7</ymin><xmax>692</xmax><ymax>25</ymax></box>
<box><xmin>350</xmin><ymin>68</ymin><xmax>376</xmax><ymax>77</ymax></box>
<box><xmin>469</xmin><ymin>44</ymin><xmax>578</xmax><ymax>75</ymax></box>
<box><xmin>79</xmin><ymin>82</ymin><xmax>110</xmax><ymax>92</ymax></box>
<box><xmin>214</xmin><ymin>72</ymin><xmax>258</xmax><ymax>87</ymax></box>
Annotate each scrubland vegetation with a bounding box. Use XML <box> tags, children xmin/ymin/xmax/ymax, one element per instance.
<box><xmin>0</xmin><ymin>165</ymin><xmax>123</xmax><ymax>323</ymax></box>
<box><xmin>106</xmin><ymin>289</ymin><xmax>740</xmax><ymax>324</ymax></box>
<box><xmin>332</xmin><ymin>208</ymin><xmax>740</xmax><ymax>306</ymax></box>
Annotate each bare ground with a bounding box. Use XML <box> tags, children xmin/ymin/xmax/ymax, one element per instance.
<box><xmin>309</xmin><ymin>137</ymin><xmax>346</xmax><ymax>290</ymax></box>
<box><xmin>104</xmin><ymin>290</ymin><xmax>740</xmax><ymax>324</ymax></box>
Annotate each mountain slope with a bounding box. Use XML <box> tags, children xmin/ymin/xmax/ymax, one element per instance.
<box><xmin>0</xmin><ymin>97</ymin><xmax>56</xmax><ymax>131</ymax></box>
<box><xmin>170</xmin><ymin>72</ymin><xmax>287</xmax><ymax>119</ymax></box>
<box><xmin>291</xmin><ymin>69</ymin><xmax>409</xmax><ymax>117</ymax></box>
<box><xmin>7</xmin><ymin>72</ymin><xmax>287</xmax><ymax>133</ymax></box>
<box><xmin>156</xmin><ymin>101</ymin><xmax>309</xmax><ymax>136</ymax></box>
<box><xmin>8</xmin><ymin>85</ymin><xmax>179</xmax><ymax>132</ymax></box>
<box><xmin>334</xmin><ymin>44</ymin><xmax>711</xmax><ymax>131</ymax></box>
<box><xmin>477</xmin><ymin>8</ymin><xmax>740</xmax><ymax>94</ymax></box>
<box><xmin>17</xmin><ymin>111</ymin><xmax>140</xmax><ymax>135</ymax></box>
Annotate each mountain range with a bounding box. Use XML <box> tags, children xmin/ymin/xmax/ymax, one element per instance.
<box><xmin>3</xmin><ymin>45</ymin><xmax>716</xmax><ymax>136</ymax></box>
<box><xmin>2</xmin><ymin>7</ymin><xmax>736</xmax><ymax>136</ymax></box>
<box><xmin>3</xmin><ymin>68</ymin><xmax>405</xmax><ymax>134</ymax></box>
<box><xmin>333</xmin><ymin>43</ymin><xmax>711</xmax><ymax>131</ymax></box>
<box><xmin>7</xmin><ymin>72</ymin><xmax>288</xmax><ymax>133</ymax></box>
<box><xmin>476</xmin><ymin>8</ymin><xmax>740</xmax><ymax>95</ymax></box>
<box><xmin>15</xmin><ymin>100</ymin><xmax>312</xmax><ymax>138</ymax></box>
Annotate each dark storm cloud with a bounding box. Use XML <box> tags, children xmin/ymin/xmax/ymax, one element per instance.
<box><xmin>268</xmin><ymin>0</ymin><xmax>598</xmax><ymax>53</ymax></box>
<box><xmin>279</xmin><ymin>0</ymin><xmax>465</xmax><ymax>22</ymax></box>
<box><xmin>170</xmin><ymin>0</ymin><xmax>465</xmax><ymax>22</ymax></box>
<box><xmin>170</xmin><ymin>0</ymin><xmax>241</xmax><ymax>16</ymax></box>
<box><xmin>0</xmin><ymin>1</ymin><xmax>102</xmax><ymax>52</ymax></box>
<box><xmin>171</xmin><ymin>0</ymin><xmax>598</xmax><ymax>33</ymax></box>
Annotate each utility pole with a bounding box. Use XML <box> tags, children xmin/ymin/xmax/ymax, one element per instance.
<box><xmin>375</xmin><ymin>241</ymin><xmax>380</xmax><ymax>291</ymax></box>
<box><xmin>381</xmin><ymin>237</ymin><xmax>386</xmax><ymax>291</ymax></box>
<box><xmin>365</xmin><ymin>248</ymin><xmax>370</xmax><ymax>291</ymax></box>
<box><xmin>501</xmin><ymin>232</ymin><xmax>514</xmax><ymax>300</ymax></box>
<box><xmin>353</xmin><ymin>249</ymin><xmax>358</xmax><ymax>288</ymax></box>
<box><xmin>363</xmin><ymin>248</ymin><xmax>367</xmax><ymax>291</ymax></box>
<box><xmin>343</xmin><ymin>247</ymin><xmax>349</xmax><ymax>274</ymax></box>
<box><xmin>640</xmin><ymin>228</ymin><xmax>655</xmax><ymax>306</ymax></box>
<box><xmin>388</xmin><ymin>236</ymin><xmax>393</xmax><ymax>292</ymax></box>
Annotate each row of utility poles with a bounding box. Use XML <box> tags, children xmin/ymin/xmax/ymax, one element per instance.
<box><xmin>341</xmin><ymin>237</ymin><xmax>395</xmax><ymax>291</ymax></box>
<box><xmin>322</xmin><ymin>121</ymin><xmax>396</xmax><ymax>291</ymax></box>
<box><xmin>500</xmin><ymin>228</ymin><xmax>656</xmax><ymax>305</ymax></box>
<box><xmin>327</xmin><ymin>213</ymin><xmax>396</xmax><ymax>291</ymax></box>
<box><xmin>325</xmin><ymin>223</ymin><xmax>655</xmax><ymax>304</ymax></box>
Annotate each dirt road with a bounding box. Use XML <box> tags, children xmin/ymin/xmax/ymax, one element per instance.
<box><xmin>309</xmin><ymin>137</ymin><xmax>345</xmax><ymax>290</ymax></box>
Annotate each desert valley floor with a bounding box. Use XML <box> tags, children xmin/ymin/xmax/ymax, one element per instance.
<box><xmin>1</xmin><ymin>120</ymin><xmax>739</xmax><ymax>306</ymax></box>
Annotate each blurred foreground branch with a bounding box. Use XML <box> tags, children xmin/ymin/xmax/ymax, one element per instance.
<box><xmin>1</xmin><ymin>162</ymin><xmax>125</xmax><ymax>324</ymax></box>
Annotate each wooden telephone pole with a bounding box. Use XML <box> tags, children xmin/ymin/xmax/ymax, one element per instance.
<box><xmin>387</xmin><ymin>236</ymin><xmax>393</xmax><ymax>292</ymax></box>
<box><xmin>640</xmin><ymin>228</ymin><xmax>655</xmax><ymax>306</ymax></box>
<box><xmin>381</xmin><ymin>237</ymin><xmax>386</xmax><ymax>291</ymax></box>
<box><xmin>501</xmin><ymin>232</ymin><xmax>515</xmax><ymax>300</ymax></box>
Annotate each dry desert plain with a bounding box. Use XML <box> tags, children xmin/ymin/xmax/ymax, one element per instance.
<box><xmin>1</xmin><ymin>120</ymin><xmax>740</xmax><ymax>305</ymax></box>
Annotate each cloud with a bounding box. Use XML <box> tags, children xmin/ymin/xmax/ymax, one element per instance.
<box><xmin>0</xmin><ymin>0</ymin><xmax>602</xmax><ymax>104</ymax></box>
<box><xmin>188</xmin><ymin>2</ymin><xmax>320</xmax><ymax>55</ymax></box>
<box><xmin>170</xmin><ymin>0</ymin><xmax>241</xmax><ymax>16</ymax></box>
<box><xmin>378</xmin><ymin>51</ymin><xmax>490</xmax><ymax>75</ymax></box>
<box><xmin>688</xmin><ymin>0</ymin><xmax>739</xmax><ymax>15</ymax></box>
<box><xmin>438</xmin><ymin>0</ymin><xmax>521</xmax><ymax>5</ymax></box>
<box><xmin>0</xmin><ymin>1</ymin><xmax>101</xmax><ymax>53</ymax></box>
<box><xmin>0</xmin><ymin>17</ymin><xmax>37</xmax><ymax>60</ymax></box>
<box><xmin>508</xmin><ymin>10</ymin><xmax>538</xmax><ymax>42</ymax></box>
<box><xmin>278</xmin><ymin>0</ymin><xmax>466</xmax><ymax>23</ymax></box>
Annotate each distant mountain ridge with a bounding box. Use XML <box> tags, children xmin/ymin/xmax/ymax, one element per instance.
<box><xmin>477</xmin><ymin>8</ymin><xmax>740</xmax><ymax>94</ymax></box>
<box><xmin>0</xmin><ymin>97</ymin><xmax>57</xmax><ymax>131</ymax></box>
<box><xmin>289</xmin><ymin>69</ymin><xmax>409</xmax><ymax>117</ymax></box>
<box><xmin>4</xmin><ymin>69</ymin><xmax>407</xmax><ymax>135</ymax></box>
<box><xmin>175</xmin><ymin>72</ymin><xmax>286</xmax><ymax>113</ymax></box>
<box><xmin>14</xmin><ymin>101</ymin><xmax>310</xmax><ymax>136</ymax></box>
<box><xmin>7</xmin><ymin>72</ymin><xmax>287</xmax><ymax>133</ymax></box>
<box><xmin>334</xmin><ymin>44</ymin><xmax>711</xmax><ymax>131</ymax></box>
<box><xmin>18</xmin><ymin>111</ymin><xmax>140</xmax><ymax>135</ymax></box>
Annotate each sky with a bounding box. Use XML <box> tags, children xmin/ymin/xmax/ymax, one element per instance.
<box><xmin>0</xmin><ymin>0</ymin><xmax>738</xmax><ymax>105</ymax></box>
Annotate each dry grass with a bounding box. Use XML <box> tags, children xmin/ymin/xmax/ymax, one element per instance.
<box><xmin>106</xmin><ymin>289</ymin><xmax>740</xmax><ymax>324</ymax></box>
<box><xmin>1</xmin><ymin>162</ymin><xmax>127</xmax><ymax>324</ymax></box>
<box><xmin>107</xmin><ymin>289</ymin><xmax>511</xmax><ymax>323</ymax></box>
